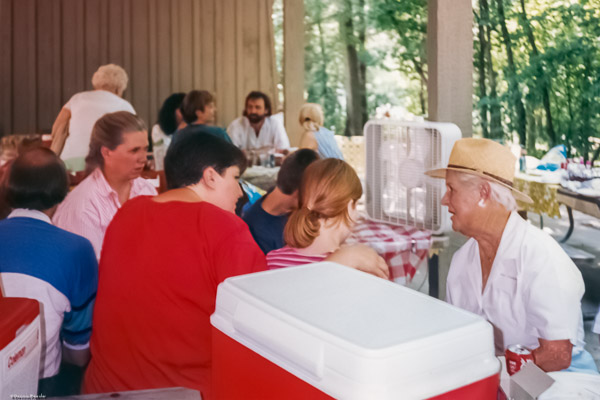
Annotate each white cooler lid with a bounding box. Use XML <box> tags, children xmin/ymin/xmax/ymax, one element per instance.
<box><xmin>211</xmin><ymin>262</ymin><xmax>499</xmax><ymax>399</ymax></box>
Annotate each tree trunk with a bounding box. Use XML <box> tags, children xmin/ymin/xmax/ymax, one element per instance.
<box><xmin>519</xmin><ymin>0</ymin><xmax>556</xmax><ymax>145</ymax></box>
<box><xmin>419</xmin><ymin>76</ymin><xmax>426</xmax><ymax>115</ymax></box>
<box><xmin>482</xmin><ymin>0</ymin><xmax>503</xmax><ymax>140</ymax></box>
<box><xmin>317</xmin><ymin>19</ymin><xmax>330</xmax><ymax>103</ymax></box>
<box><xmin>339</xmin><ymin>0</ymin><xmax>367</xmax><ymax>137</ymax></box>
<box><xmin>565</xmin><ymin>70</ymin><xmax>574</xmax><ymax>158</ymax></box>
<box><xmin>496</xmin><ymin>0</ymin><xmax>526</xmax><ymax>146</ymax></box>
<box><xmin>580</xmin><ymin>53</ymin><xmax>593</xmax><ymax>162</ymax></box>
<box><xmin>475</xmin><ymin>8</ymin><xmax>489</xmax><ymax>138</ymax></box>
<box><xmin>356</xmin><ymin>0</ymin><xmax>368</xmax><ymax>128</ymax></box>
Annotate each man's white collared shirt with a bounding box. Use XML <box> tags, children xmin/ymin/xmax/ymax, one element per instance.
<box><xmin>227</xmin><ymin>116</ymin><xmax>290</xmax><ymax>151</ymax></box>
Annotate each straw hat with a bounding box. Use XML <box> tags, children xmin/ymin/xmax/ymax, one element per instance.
<box><xmin>425</xmin><ymin>138</ymin><xmax>533</xmax><ymax>204</ymax></box>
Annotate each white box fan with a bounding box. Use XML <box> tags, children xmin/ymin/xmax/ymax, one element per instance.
<box><xmin>364</xmin><ymin>120</ymin><xmax>461</xmax><ymax>234</ymax></box>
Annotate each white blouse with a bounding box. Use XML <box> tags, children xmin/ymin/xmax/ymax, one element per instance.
<box><xmin>446</xmin><ymin>211</ymin><xmax>586</xmax><ymax>356</ymax></box>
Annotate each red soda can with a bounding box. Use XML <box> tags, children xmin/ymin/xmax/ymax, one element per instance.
<box><xmin>505</xmin><ymin>344</ymin><xmax>534</xmax><ymax>375</ymax></box>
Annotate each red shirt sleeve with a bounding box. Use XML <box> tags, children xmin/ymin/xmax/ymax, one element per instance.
<box><xmin>205</xmin><ymin>208</ymin><xmax>267</xmax><ymax>284</ymax></box>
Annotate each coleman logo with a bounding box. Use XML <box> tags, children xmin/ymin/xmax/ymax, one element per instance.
<box><xmin>8</xmin><ymin>346</ymin><xmax>26</xmax><ymax>369</ymax></box>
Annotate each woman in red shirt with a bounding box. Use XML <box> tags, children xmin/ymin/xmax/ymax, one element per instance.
<box><xmin>83</xmin><ymin>133</ymin><xmax>265</xmax><ymax>398</ymax></box>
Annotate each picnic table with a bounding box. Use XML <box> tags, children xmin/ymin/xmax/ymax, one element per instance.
<box><xmin>514</xmin><ymin>172</ymin><xmax>561</xmax><ymax>220</ymax></box>
<box><xmin>556</xmin><ymin>187</ymin><xmax>600</xmax><ymax>242</ymax></box>
<box><xmin>345</xmin><ymin>218</ymin><xmax>449</xmax><ymax>298</ymax></box>
<box><xmin>346</xmin><ymin>218</ymin><xmax>432</xmax><ymax>286</ymax></box>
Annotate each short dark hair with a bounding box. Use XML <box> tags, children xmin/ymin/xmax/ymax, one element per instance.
<box><xmin>276</xmin><ymin>149</ymin><xmax>319</xmax><ymax>195</ymax></box>
<box><xmin>157</xmin><ymin>92</ymin><xmax>185</xmax><ymax>135</ymax></box>
<box><xmin>243</xmin><ymin>91</ymin><xmax>272</xmax><ymax>117</ymax></box>
<box><xmin>181</xmin><ymin>90</ymin><xmax>215</xmax><ymax>124</ymax></box>
<box><xmin>164</xmin><ymin>132</ymin><xmax>247</xmax><ymax>190</ymax></box>
<box><xmin>6</xmin><ymin>147</ymin><xmax>69</xmax><ymax>211</ymax></box>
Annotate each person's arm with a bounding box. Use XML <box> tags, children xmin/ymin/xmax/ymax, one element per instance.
<box><xmin>213</xmin><ymin>217</ymin><xmax>267</xmax><ymax>283</ymax></box>
<box><xmin>62</xmin><ymin>240</ymin><xmax>98</xmax><ymax>368</ymax></box>
<box><xmin>532</xmin><ymin>338</ymin><xmax>573</xmax><ymax>372</ymax></box>
<box><xmin>524</xmin><ymin>241</ymin><xmax>584</xmax><ymax>371</ymax></box>
<box><xmin>324</xmin><ymin>244</ymin><xmax>389</xmax><ymax>279</ymax></box>
<box><xmin>50</xmin><ymin>108</ymin><xmax>71</xmax><ymax>156</ymax></box>
<box><xmin>299</xmin><ymin>131</ymin><xmax>318</xmax><ymax>151</ymax></box>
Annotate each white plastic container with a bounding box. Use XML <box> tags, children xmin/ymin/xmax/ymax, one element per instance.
<box><xmin>211</xmin><ymin>262</ymin><xmax>500</xmax><ymax>399</ymax></box>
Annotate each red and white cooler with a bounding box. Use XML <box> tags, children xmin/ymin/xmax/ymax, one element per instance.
<box><xmin>211</xmin><ymin>262</ymin><xmax>500</xmax><ymax>399</ymax></box>
<box><xmin>0</xmin><ymin>297</ymin><xmax>41</xmax><ymax>398</ymax></box>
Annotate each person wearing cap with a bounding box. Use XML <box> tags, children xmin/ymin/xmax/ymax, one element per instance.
<box><xmin>426</xmin><ymin>138</ymin><xmax>598</xmax><ymax>374</ymax></box>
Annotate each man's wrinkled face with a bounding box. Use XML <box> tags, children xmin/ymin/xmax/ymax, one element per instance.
<box><xmin>245</xmin><ymin>98</ymin><xmax>267</xmax><ymax>124</ymax></box>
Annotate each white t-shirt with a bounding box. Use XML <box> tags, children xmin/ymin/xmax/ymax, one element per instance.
<box><xmin>446</xmin><ymin>211</ymin><xmax>586</xmax><ymax>356</ymax></box>
<box><xmin>61</xmin><ymin>90</ymin><xmax>136</xmax><ymax>161</ymax></box>
<box><xmin>227</xmin><ymin>115</ymin><xmax>290</xmax><ymax>151</ymax></box>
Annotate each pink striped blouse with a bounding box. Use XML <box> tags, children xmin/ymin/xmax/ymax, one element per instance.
<box><xmin>266</xmin><ymin>246</ymin><xmax>327</xmax><ymax>270</ymax></box>
<box><xmin>53</xmin><ymin>168</ymin><xmax>157</xmax><ymax>260</ymax></box>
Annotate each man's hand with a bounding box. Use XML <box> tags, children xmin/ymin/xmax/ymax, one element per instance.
<box><xmin>532</xmin><ymin>338</ymin><xmax>573</xmax><ymax>372</ymax></box>
<box><xmin>324</xmin><ymin>244</ymin><xmax>390</xmax><ymax>279</ymax></box>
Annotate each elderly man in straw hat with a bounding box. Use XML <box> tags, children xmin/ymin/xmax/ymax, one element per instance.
<box><xmin>426</xmin><ymin>138</ymin><xmax>598</xmax><ymax>374</ymax></box>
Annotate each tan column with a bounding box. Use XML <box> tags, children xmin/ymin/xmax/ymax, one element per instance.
<box><xmin>283</xmin><ymin>0</ymin><xmax>304</xmax><ymax>147</ymax></box>
<box><xmin>427</xmin><ymin>0</ymin><xmax>473</xmax><ymax>137</ymax></box>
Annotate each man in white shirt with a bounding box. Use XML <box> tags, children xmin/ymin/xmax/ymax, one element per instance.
<box><xmin>227</xmin><ymin>91</ymin><xmax>290</xmax><ymax>152</ymax></box>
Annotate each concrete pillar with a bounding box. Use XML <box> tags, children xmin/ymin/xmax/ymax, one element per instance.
<box><xmin>283</xmin><ymin>0</ymin><xmax>304</xmax><ymax>147</ymax></box>
<box><xmin>427</xmin><ymin>0</ymin><xmax>473</xmax><ymax>137</ymax></box>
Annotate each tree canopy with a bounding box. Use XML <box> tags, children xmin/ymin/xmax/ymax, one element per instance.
<box><xmin>292</xmin><ymin>0</ymin><xmax>599</xmax><ymax>159</ymax></box>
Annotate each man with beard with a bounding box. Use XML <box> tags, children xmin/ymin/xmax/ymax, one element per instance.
<box><xmin>227</xmin><ymin>91</ymin><xmax>290</xmax><ymax>152</ymax></box>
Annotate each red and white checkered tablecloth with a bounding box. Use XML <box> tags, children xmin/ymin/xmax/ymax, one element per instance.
<box><xmin>345</xmin><ymin>218</ymin><xmax>432</xmax><ymax>284</ymax></box>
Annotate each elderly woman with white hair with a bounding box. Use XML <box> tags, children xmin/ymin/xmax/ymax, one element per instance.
<box><xmin>51</xmin><ymin>64</ymin><xmax>136</xmax><ymax>172</ymax></box>
<box><xmin>298</xmin><ymin>103</ymin><xmax>344</xmax><ymax>159</ymax></box>
<box><xmin>426</xmin><ymin>138</ymin><xmax>598</xmax><ymax>374</ymax></box>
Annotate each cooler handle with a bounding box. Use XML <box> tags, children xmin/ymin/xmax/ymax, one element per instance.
<box><xmin>232</xmin><ymin>302</ymin><xmax>325</xmax><ymax>380</ymax></box>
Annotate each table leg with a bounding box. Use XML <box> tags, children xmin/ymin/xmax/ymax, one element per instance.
<box><xmin>559</xmin><ymin>206</ymin><xmax>574</xmax><ymax>243</ymax></box>
<box><xmin>428</xmin><ymin>254</ymin><xmax>439</xmax><ymax>299</ymax></box>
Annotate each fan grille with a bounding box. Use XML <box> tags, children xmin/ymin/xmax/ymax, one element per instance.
<box><xmin>366</xmin><ymin>123</ymin><xmax>445</xmax><ymax>231</ymax></box>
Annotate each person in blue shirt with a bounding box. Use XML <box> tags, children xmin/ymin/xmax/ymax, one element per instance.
<box><xmin>172</xmin><ymin>90</ymin><xmax>232</xmax><ymax>144</ymax></box>
<box><xmin>0</xmin><ymin>147</ymin><xmax>98</xmax><ymax>395</ymax></box>
<box><xmin>243</xmin><ymin>149</ymin><xmax>319</xmax><ymax>254</ymax></box>
<box><xmin>298</xmin><ymin>103</ymin><xmax>344</xmax><ymax>160</ymax></box>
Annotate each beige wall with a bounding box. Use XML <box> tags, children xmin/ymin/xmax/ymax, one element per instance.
<box><xmin>0</xmin><ymin>0</ymin><xmax>279</xmax><ymax>136</ymax></box>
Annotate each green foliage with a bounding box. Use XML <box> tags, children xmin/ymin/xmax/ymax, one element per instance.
<box><xmin>302</xmin><ymin>0</ymin><xmax>428</xmax><ymax>135</ymax></box>
<box><xmin>300</xmin><ymin>0</ymin><xmax>598</xmax><ymax>156</ymax></box>
<box><xmin>474</xmin><ymin>0</ymin><xmax>600</xmax><ymax>159</ymax></box>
